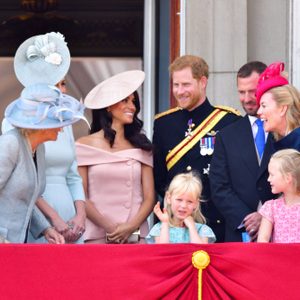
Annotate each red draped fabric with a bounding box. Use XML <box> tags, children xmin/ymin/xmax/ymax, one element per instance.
<box><xmin>0</xmin><ymin>243</ymin><xmax>299</xmax><ymax>299</ymax></box>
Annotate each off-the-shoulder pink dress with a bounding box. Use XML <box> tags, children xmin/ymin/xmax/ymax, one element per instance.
<box><xmin>76</xmin><ymin>143</ymin><xmax>153</xmax><ymax>243</ymax></box>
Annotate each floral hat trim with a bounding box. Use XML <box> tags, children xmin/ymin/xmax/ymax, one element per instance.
<box><xmin>26</xmin><ymin>32</ymin><xmax>66</xmax><ymax>66</ymax></box>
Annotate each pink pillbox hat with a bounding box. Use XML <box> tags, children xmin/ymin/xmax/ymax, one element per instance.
<box><xmin>256</xmin><ymin>62</ymin><xmax>289</xmax><ymax>105</ymax></box>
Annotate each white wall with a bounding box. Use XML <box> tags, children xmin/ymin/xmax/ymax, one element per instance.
<box><xmin>185</xmin><ymin>0</ymin><xmax>247</xmax><ymax>113</ymax></box>
<box><xmin>183</xmin><ymin>0</ymin><xmax>290</xmax><ymax>114</ymax></box>
<box><xmin>247</xmin><ymin>0</ymin><xmax>289</xmax><ymax>65</ymax></box>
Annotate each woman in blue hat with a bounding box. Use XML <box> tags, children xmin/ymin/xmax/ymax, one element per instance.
<box><xmin>0</xmin><ymin>83</ymin><xmax>86</xmax><ymax>243</ymax></box>
<box><xmin>2</xmin><ymin>32</ymin><xmax>88</xmax><ymax>244</ymax></box>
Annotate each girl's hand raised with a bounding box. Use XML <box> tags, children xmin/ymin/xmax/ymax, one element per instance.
<box><xmin>153</xmin><ymin>201</ymin><xmax>169</xmax><ymax>223</ymax></box>
<box><xmin>183</xmin><ymin>215</ymin><xmax>196</xmax><ymax>229</ymax></box>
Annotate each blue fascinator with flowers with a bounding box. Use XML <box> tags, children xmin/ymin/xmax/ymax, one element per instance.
<box><xmin>14</xmin><ymin>32</ymin><xmax>70</xmax><ymax>87</ymax></box>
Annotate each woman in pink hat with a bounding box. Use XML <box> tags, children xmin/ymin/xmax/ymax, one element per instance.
<box><xmin>256</xmin><ymin>62</ymin><xmax>300</xmax><ymax>151</ymax></box>
<box><xmin>76</xmin><ymin>70</ymin><xmax>155</xmax><ymax>244</ymax></box>
<box><xmin>256</xmin><ymin>62</ymin><xmax>300</xmax><ymax>243</ymax></box>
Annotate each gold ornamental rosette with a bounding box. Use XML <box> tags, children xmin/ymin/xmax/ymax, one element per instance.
<box><xmin>192</xmin><ymin>250</ymin><xmax>210</xmax><ymax>300</ymax></box>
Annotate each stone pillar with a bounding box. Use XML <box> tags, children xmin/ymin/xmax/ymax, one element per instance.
<box><xmin>247</xmin><ymin>0</ymin><xmax>289</xmax><ymax>67</ymax></box>
<box><xmin>184</xmin><ymin>0</ymin><xmax>247</xmax><ymax>112</ymax></box>
<box><xmin>290</xmin><ymin>0</ymin><xmax>300</xmax><ymax>90</ymax></box>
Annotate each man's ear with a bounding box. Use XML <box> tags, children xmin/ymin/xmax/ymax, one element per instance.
<box><xmin>199</xmin><ymin>76</ymin><xmax>208</xmax><ymax>89</ymax></box>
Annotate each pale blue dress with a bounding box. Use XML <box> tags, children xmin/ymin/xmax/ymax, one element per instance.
<box><xmin>146</xmin><ymin>222</ymin><xmax>216</xmax><ymax>244</ymax></box>
<box><xmin>27</xmin><ymin>126</ymin><xmax>85</xmax><ymax>244</ymax></box>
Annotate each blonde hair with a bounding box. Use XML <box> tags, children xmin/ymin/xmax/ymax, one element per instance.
<box><xmin>270</xmin><ymin>149</ymin><xmax>300</xmax><ymax>193</ymax></box>
<box><xmin>169</xmin><ymin>55</ymin><xmax>209</xmax><ymax>80</ymax></box>
<box><xmin>17</xmin><ymin>127</ymin><xmax>37</xmax><ymax>137</ymax></box>
<box><xmin>268</xmin><ymin>85</ymin><xmax>300</xmax><ymax>140</ymax></box>
<box><xmin>164</xmin><ymin>171</ymin><xmax>206</xmax><ymax>226</ymax></box>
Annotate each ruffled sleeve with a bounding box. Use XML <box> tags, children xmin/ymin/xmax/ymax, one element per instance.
<box><xmin>145</xmin><ymin>222</ymin><xmax>162</xmax><ymax>244</ymax></box>
<box><xmin>197</xmin><ymin>223</ymin><xmax>216</xmax><ymax>243</ymax></box>
<box><xmin>259</xmin><ymin>199</ymin><xmax>275</xmax><ymax>224</ymax></box>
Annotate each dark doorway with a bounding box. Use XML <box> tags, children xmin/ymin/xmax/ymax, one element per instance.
<box><xmin>0</xmin><ymin>0</ymin><xmax>144</xmax><ymax>57</ymax></box>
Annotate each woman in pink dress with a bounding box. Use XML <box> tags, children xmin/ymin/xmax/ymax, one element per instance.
<box><xmin>257</xmin><ymin>149</ymin><xmax>300</xmax><ymax>243</ymax></box>
<box><xmin>76</xmin><ymin>70</ymin><xmax>155</xmax><ymax>244</ymax></box>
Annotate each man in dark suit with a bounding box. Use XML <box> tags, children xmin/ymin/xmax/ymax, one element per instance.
<box><xmin>210</xmin><ymin>61</ymin><xmax>275</xmax><ymax>242</ymax></box>
<box><xmin>153</xmin><ymin>55</ymin><xmax>241</xmax><ymax>242</ymax></box>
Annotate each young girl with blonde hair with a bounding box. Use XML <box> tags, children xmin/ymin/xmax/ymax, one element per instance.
<box><xmin>258</xmin><ymin>149</ymin><xmax>300</xmax><ymax>243</ymax></box>
<box><xmin>146</xmin><ymin>171</ymin><xmax>216</xmax><ymax>244</ymax></box>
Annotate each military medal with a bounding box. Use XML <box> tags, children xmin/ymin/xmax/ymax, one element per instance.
<box><xmin>200</xmin><ymin>147</ymin><xmax>207</xmax><ymax>156</ymax></box>
<box><xmin>206</xmin><ymin>137</ymin><xmax>215</xmax><ymax>155</ymax></box>
<box><xmin>207</xmin><ymin>149</ymin><xmax>213</xmax><ymax>155</ymax></box>
<box><xmin>203</xmin><ymin>164</ymin><xmax>210</xmax><ymax>175</ymax></box>
<box><xmin>200</xmin><ymin>138</ymin><xmax>208</xmax><ymax>156</ymax></box>
<box><xmin>185</xmin><ymin>118</ymin><xmax>195</xmax><ymax>138</ymax></box>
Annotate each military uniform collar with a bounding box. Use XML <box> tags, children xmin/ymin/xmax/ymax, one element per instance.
<box><xmin>182</xmin><ymin>98</ymin><xmax>212</xmax><ymax>119</ymax></box>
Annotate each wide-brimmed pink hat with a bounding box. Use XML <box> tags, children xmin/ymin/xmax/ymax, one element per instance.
<box><xmin>256</xmin><ymin>61</ymin><xmax>289</xmax><ymax>105</ymax></box>
<box><xmin>84</xmin><ymin>70</ymin><xmax>145</xmax><ymax>109</ymax></box>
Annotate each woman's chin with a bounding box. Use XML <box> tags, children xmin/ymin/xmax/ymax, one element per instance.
<box><xmin>271</xmin><ymin>187</ymin><xmax>278</xmax><ymax>194</ymax></box>
<box><xmin>263</xmin><ymin>123</ymin><xmax>272</xmax><ymax>132</ymax></box>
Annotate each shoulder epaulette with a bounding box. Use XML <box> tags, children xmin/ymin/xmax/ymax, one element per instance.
<box><xmin>154</xmin><ymin>107</ymin><xmax>182</xmax><ymax>120</ymax></box>
<box><xmin>214</xmin><ymin>105</ymin><xmax>242</xmax><ymax>116</ymax></box>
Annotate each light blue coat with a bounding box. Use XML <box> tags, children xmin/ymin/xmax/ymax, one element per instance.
<box><xmin>0</xmin><ymin>129</ymin><xmax>50</xmax><ymax>243</ymax></box>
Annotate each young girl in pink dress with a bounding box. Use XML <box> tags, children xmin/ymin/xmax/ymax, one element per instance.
<box><xmin>258</xmin><ymin>149</ymin><xmax>300</xmax><ymax>243</ymax></box>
